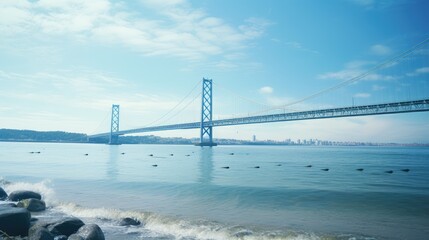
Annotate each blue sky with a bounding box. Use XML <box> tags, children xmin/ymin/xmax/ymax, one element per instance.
<box><xmin>1</xmin><ymin>0</ymin><xmax>428</xmax><ymax>143</ymax></box>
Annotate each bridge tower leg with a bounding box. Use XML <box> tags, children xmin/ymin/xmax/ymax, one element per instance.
<box><xmin>196</xmin><ymin>78</ymin><xmax>217</xmax><ymax>147</ymax></box>
<box><xmin>109</xmin><ymin>104</ymin><xmax>120</xmax><ymax>145</ymax></box>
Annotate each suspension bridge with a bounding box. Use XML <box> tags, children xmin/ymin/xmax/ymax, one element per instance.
<box><xmin>88</xmin><ymin>39</ymin><xmax>429</xmax><ymax>146</ymax></box>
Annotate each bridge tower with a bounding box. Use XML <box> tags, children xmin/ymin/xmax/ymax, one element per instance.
<box><xmin>197</xmin><ymin>78</ymin><xmax>217</xmax><ymax>146</ymax></box>
<box><xmin>109</xmin><ymin>104</ymin><xmax>120</xmax><ymax>145</ymax></box>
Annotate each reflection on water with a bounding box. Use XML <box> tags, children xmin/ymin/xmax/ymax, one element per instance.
<box><xmin>107</xmin><ymin>145</ymin><xmax>119</xmax><ymax>181</ymax></box>
<box><xmin>197</xmin><ymin>147</ymin><xmax>213</xmax><ymax>184</ymax></box>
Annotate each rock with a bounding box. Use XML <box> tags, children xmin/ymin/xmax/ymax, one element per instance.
<box><xmin>76</xmin><ymin>224</ymin><xmax>105</xmax><ymax>240</ymax></box>
<box><xmin>0</xmin><ymin>206</ymin><xmax>31</xmax><ymax>236</ymax></box>
<box><xmin>48</xmin><ymin>217</ymin><xmax>84</xmax><ymax>237</ymax></box>
<box><xmin>17</xmin><ymin>198</ymin><xmax>46</xmax><ymax>212</ymax></box>
<box><xmin>8</xmin><ymin>191</ymin><xmax>42</xmax><ymax>201</ymax></box>
<box><xmin>54</xmin><ymin>235</ymin><xmax>68</xmax><ymax>240</ymax></box>
<box><xmin>0</xmin><ymin>187</ymin><xmax>7</xmax><ymax>201</ymax></box>
<box><xmin>0</xmin><ymin>202</ymin><xmax>16</xmax><ymax>208</ymax></box>
<box><xmin>119</xmin><ymin>217</ymin><xmax>141</xmax><ymax>226</ymax></box>
<box><xmin>68</xmin><ymin>234</ymin><xmax>84</xmax><ymax>240</ymax></box>
<box><xmin>28</xmin><ymin>225</ymin><xmax>54</xmax><ymax>240</ymax></box>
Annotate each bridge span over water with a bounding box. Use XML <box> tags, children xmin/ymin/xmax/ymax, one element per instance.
<box><xmin>89</xmin><ymin>39</ymin><xmax>429</xmax><ymax>146</ymax></box>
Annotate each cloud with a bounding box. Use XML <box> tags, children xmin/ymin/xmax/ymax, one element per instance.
<box><xmin>271</xmin><ymin>39</ymin><xmax>319</xmax><ymax>54</ymax></box>
<box><xmin>349</xmin><ymin>0</ymin><xmax>407</xmax><ymax>10</ymax></box>
<box><xmin>372</xmin><ymin>84</ymin><xmax>386</xmax><ymax>91</ymax></box>
<box><xmin>406</xmin><ymin>66</ymin><xmax>429</xmax><ymax>77</ymax></box>
<box><xmin>0</xmin><ymin>69</ymin><xmax>201</xmax><ymax>133</ymax></box>
<box><xmin>354</xmin><ymin>93</ymin><xmax>371</xmax><ymax>98</ymax></box>
<box><xmin>259</xmin><ymin>86</ymin><xmax>273</xmax><ymax>94</ymax></box>
<box><xmin>318</xmin><ymin>60</ymin><xmax>396</xmax><ymax>81</ymax></box>
<box><xmin>370</xmin><ymin>44</ymin><xmax>392</xmax><ymax>56</ymax></box>
<box><xmin>0</xmin><ymin>0</ymin><xmax>270</xmax><ymax>62</ymax></box>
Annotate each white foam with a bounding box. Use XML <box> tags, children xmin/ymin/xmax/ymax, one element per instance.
<box><xmin>1</xmin><ymin>179</ymin><xmax>321</xmax><ymax>240</ymax></box>
<box><xmin>54</xmin><ymin>202</ymin><xmax>320</xmax><ymax>240</ymax></box>
<box><xmin>2</xmin><ymin>179</ymin><xmax>56</xmax><ymax>204</ymax></box>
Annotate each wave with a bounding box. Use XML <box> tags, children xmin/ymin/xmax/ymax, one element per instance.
<box><xmin>0</xmin><ymin>179</ymin><xmax>323</xmax><ymax>240</ymax></box>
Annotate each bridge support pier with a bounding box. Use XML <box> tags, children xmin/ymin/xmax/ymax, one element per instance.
<box><xmin>109</xmin><ymin>104</ymin><xmax>120</xmax><ymax>145</ymax></box>
<box><xmin>196</xmin><ymin>78</ymin><xmax>217</xmax><ymax>147</ymax></box>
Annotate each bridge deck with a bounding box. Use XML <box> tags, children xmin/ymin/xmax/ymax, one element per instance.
<box><xmin>89</xmin><ymin>98</ymin><xmax>429</xmax><ymax>138</ymax></box>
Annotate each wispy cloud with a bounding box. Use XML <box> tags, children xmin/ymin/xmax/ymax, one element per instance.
<box><xmin>349</xmin><ymin>0</ymin><xmax>407</xmax><ymax>9</ymax></box>
<box><xmin>370</xmin><ymin>44</ymin><xmax>392</xmax><ymax>56</ymax></box>
<box><xmin>406</xmin><ymin>66</ymin><xmax>429</xmax><ymax>77</ymax></box>
<box><xmin>0</xmin><ymin>69</ymin><xmax>201</xmax><ymax>132</ymax></box>
<box><xmin>354</xmin><ymin>92</ymin><xmax>371</xmax><ymax>98</ymax></box>
<box><xmin>271</xmin><ymin>38</ymin><xmax>319</xmax><ymax>54</ymax></box>
<box><xmin>259</xmin><ymin>86</ymin><xmax>273</xmax><ymax>94</ymax></box>
<box><xmin>318</xmin><ymin>60</ymin><xmax>396</xmax><ymax>81</ymax></box>
<box><xmin>0</xmin><ymin>0</ymin><xmax>270</xmax><ymax>62</ymax></box>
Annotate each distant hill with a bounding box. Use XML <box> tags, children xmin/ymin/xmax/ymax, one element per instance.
<box><xmin>0</xmin><ymin>129</ymin><xmax>87</xmax><ymax>142</ymax></box>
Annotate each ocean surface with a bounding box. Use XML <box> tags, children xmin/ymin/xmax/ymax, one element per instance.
<box><xmin>0</xmin><ymin>142</ymin><xmax>428</xmax><ymax>240</ymax></box>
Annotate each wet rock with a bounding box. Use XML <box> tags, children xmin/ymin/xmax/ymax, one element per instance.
<box><xmin>8</xmin><ymin>190</ymin><xmax>42</xmax><ymax>201</ymax></box>
<box><xmin>0</xmin><ymin>202</ymin><xmax>16</xmax><ymax>208</ymax></box>
<box><xmin>76</xmin><ymin>224</ymin><xmax>105</xmax><ymax>240</ymax></box>
<box><xmin>17</xmin><ymin>198</ymin><xmax>46</xmax><ymax>212</ymax></box>
<box><xmin>119</xmin><ymin>217</ymin><xmax>141</xmax><ymax>226</ymax></box>
<box><xmin>28</xmin><ymin>225</ymin><xmax>54</xmax><ymax>240</ymax></box>
<box><xmin>0</xmin><ymin>205</ymin><xmax>31</xmax><ymax>236</ymax></box>
<box><xmin>48</xmin><ymin>217</ymin><xmax>84</xmax><ymax>237</ymax></box>
<box><xmin>68</xmin><ymin>234</ymin><xmax>84</xmax><ymax>240</ymax></box>
<box><xmin>0</xmin><ymin>187</ymin><xmax>7</xmax><ymax>201</ymax></box>
<box><xmin>54</xmin><ymin>235</ymin><xmax>68</xmax><ymax>240</ymax></box>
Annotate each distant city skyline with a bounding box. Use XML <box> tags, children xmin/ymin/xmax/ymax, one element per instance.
<box><xmin>1</xmin><ymin>0</ymin><xmax>429</xmax><ymax>143</ymax></box>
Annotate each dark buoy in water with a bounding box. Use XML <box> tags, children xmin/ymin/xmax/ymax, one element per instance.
<box><xmin>401</xmin><ymin>169</ymin><xmax>410</xmax><ymax>172</ymax></box>
<box><xmin>222</xmin><ymin>166</ymin><xmax>230</xmax><ymax>169</ymax></box>
<box><xmin>229</xmin><ymin>153</ymin><xmax>234</xmax><ymax>155</ymax></box>
<box><xmin>121</xmin><ymin>152</ymin><xmax>125</xmax><ymax>155</ymax></box>
<box><xmin>185</xmin><ymin>154</ymin><xmax>190</xmax><ymax>157</ymax></box>
<box><xmin>276</xmin><ymin>164</ymin><xmax>282</xmax><ymax>166</ymax></box>
<box><xmin>36</xmin><ymin>151</ymin><xmax>41</xmax><ymax>154</ymax></box>
<box><xmin>30</xmin><ymin>152</ymin><xmax>34</xmax><ymax>154</ymax></box>
<box><xmin>84</xmin><ymin>153</ymin><xmax>89</xmax><ymax>156</ymax></box>
<box><xmin>306</xmin><ymin>165</ymin><xmax>312</xmax><ymax>168</ymax></box>
<box><xmin>356</xmin><ymin>168</ymin><xmax>364</xmax><ymax>171</ymax></box>
<box><xmin>385</xmin><ymin>170</ymin><xmax>393</xmax><ymax>174</ymax></box>
<box><xmin>152</xmin><ymin>164</ymin><xmax>158</xmax><ymax>167</ymax></box>
<box><xmin>149</xmin><ymin>154</ymin><xmax>153</xmax><ymax>157</ymax></box>
<box><xmin>254</xmin><ymin>166</ymin><xmax>260</xmax><ymax>169</ymax></box>
<box><xmin>170</xmin><ymin>154</ymin><xmax>174</xmax><ymax>156</ymax></box>
<box><xmin>321</xmin><ymin>168</ymin><xmax>329</xmax><ymax>171</ymax></box>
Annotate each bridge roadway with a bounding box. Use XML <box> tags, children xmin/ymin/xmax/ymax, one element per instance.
<box><xmin>89</xmin><ymin>98</ymin><xmax>429</xmax><ymax>138</ymax></box>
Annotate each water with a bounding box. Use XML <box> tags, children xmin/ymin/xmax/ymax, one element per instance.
<box><xmin>0</xmin><ymin>142</ymin><xmax>428</xmax><ymax>239</ymax></box>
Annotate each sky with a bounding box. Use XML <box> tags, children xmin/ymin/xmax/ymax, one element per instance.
<box><xmin>1</xmin><ymin>0</ymin><xmax>429</xmax><ymax>143</ymax></box>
